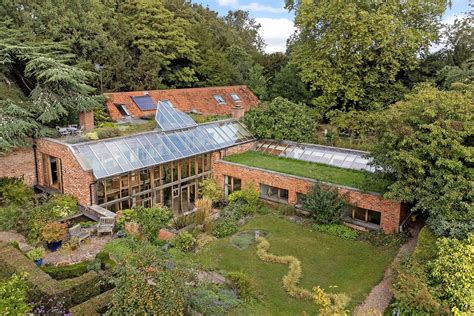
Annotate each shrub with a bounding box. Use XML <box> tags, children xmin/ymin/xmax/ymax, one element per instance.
<box><xmin>115</xmin><ymin>208</ymin><xmax>137</xmax><ymax>230</ymax></box>
<box><xmin>134</xmin><ymin>206</ymin><xmax>173</xmax><ymax>243</ymax></box>
<box><xmin>171</xmin><ymin>213</ymin><xmax>194</xmax><ymax>230</ymax></box>
<box><xmin>0</xmin><ymin>273</ymin><xmax>31</xmax><ymax>315</ymax></box>
<box><xmin>277</xmin><ymin>204</ymin><xmax>297</xmax><ymax>216</ymax></box>
<box><xmin>358</xmin><ymin>230</ymin><xmax>409</xmax><ymax>247</ymax></box>
<box><xmin>212</xmin><ymin>219</ymin><xmax>238</xmax><ymax>238</ymax></box>
<box><xmin>189</xmin><ymin>285</ymin><xmax>239</xmax><ymax>315</ymax></box>
<box><xmin>26</xmin><ymin>247</ymin><xmax>45</xmax><ymax>261</ymax></box>
<box><xmin>95</xmin><ymin>251</ymin><xmax>116</xmax><ymax>270</ymax></box>
<box><xmin>199</xmin><ymin>178</ymin><xmax>222</xmax><ymax>203</ymax></box>
<box><xmin>194</xmin><ymin>198</ymin><xmax>212</xmax><ymax>226</ymax></box>
<box><xmin>0</xmin><ymin>181</ymin><xmax>33</xmax><ymax>206</ymax></box>
<box><xmin>312</xmin><ymin>224</ymin><xmax>359</xmax><ymax>240</ymax></box>
<box><xmin>413</xmin><ymin>227</ymin><xmax>437</xmax><ymax>262</ymax></box>
<box><xmin>226</xmin><ymin>272</ymin><xmax>261</xmax><ymax>303</ymax></box>
<box><xmin>41</xmin><ymin>222</ymin><xmax>67</xmax><ymax>243</ymax></box>
<box><xmin>0</xmin><ymin>204</ymin><xmax>27</xmax><ymax>231</ymax></box>
<box><xmin>95</xmin><ymin>126</ymin><xmax>121</xmax><ymax>139</ymax></box>
<box><xmin>42</xmin><ymin>261</ymin><xmax>90</xmax><ymax>280</ymax></box>
<box><xmin>195</xmin><ymin>234</ymin><xmax>216</xmax><ymax>251</ymax></box>
<box><xmin>228</xmin><ymin>185</ymin><xmax>260</xmax><ymax>215</ymax></box>
<box><xmin>303</xmin><ymin>182</ymin><xmax>347</xmax><ymax>224</ymax></box>
<box><xmin>173</xmin><ymin>231</ymin><xmax>196</xmax><ymax>252</ymax></box>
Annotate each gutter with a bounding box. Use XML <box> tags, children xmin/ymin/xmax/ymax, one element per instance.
<box><xmin>32</xmin><ymin>144</ymin><xmax>39</xmax><ymax>185</ymax></box>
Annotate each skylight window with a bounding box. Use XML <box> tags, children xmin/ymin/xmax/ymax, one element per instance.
<box><xmin>115</xmin><ymin>104</ymin><xmax>130</xmax><ymax>116</ymax></box>
<box><xmin>230</xmin><ymin>93</ymin><xmax>240</xmax><ymax>102</ymax></box>
<box><xmin>213</xmin><ymin>95</ymin><xmax>226</xmax><ymax>104</ymax></box>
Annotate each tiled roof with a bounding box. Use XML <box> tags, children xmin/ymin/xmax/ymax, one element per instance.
<box><xmin>104</xmin><ymin>85</ymin><xmax>259</xmax><ymax>120</ymax></box>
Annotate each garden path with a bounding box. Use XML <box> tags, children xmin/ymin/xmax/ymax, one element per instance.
<box><xmin>354</xmin><ymin>223</ymin><xmax>422</xmax><ymax>316</ymax></box>
<box><xmin>0</xmin><ymin>231</ymin><xmax>32</xmax><ymax>252</ymax></box>
<box><xmin>44</xmin><ymin>235</ymin><xmax>112</xmax><ymax>266</ymax></box>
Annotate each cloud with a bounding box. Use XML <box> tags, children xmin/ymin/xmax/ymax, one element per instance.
<box><xmin>256</xmin><ymin>18</ymin><xmax>296</xmax><ymax>53</ymax></box>
<box><xmin>430</xmin><ymin>13</ymin><xmax>467</xmax><ymax>52</ymax></box>
<box><xmin>240</xmin><ymin>2</ymin><xmax>286</xmax><ymax>14</ymax></box>
<box><xmin>217</xmin><ymin>0</ymin><xmax>237</xmax><ymax>5</ymax></box>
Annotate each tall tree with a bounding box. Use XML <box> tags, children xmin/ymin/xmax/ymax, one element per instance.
<box><xmin>370</xmin><ymin>84</ymin><xmax>473</xmax><ymax>239</ymax></box>
<box><xmin>269</xmin><ymin>63</ymin><xmax>310</xmax><ymax>104</ymax></box>
<box><xmin>287</xmin><ymin>0</ymin><xmax>449</xmax><ymax>112</ymax></box>
<box><xmin>247</xmin><ymin>64</ymin><xmax>267</xmax><ymax>99</ymax></box>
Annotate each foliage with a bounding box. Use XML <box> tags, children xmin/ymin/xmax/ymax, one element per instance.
<box><xmin>116</xmin><ymin>209</ymin><xmax>138</xmax><ymax>230</ymax></box>
<box><xmin>357</xmin><ymin>231</ymin><xmax>409</xmax><ymax>248</ymax></box>
<box><xmin>312</xmin><ymin>224</ymin><xmax>359</xmax><ymax>240</ymax></box>
<box><xmin>26</xmin><ymin>247</ymin><xmax>45</xmax><ymax>261</ymax></box>
<box><xmin>41</xmin><ymin>222</ymin><xmax>67</xmax><ymax>243</ymax></box>
<box><xmin>95</xmin><ymin>126</ymin><xmax>121</xmax><ymax>139</ymax></box>
<box><xmin>188</xmin><ymin>284</ymin><xmax>240</xmax><ymax>315</ymax></box>
<box><xmin>431</xmin><ymin>234</ymin><xmax>474</xmax><ymax>313</ymax></box>
<box><xmin>199</xmin><ymin>178</ymin><xmax>222</xmax><ymax>203</ymax></box>
<box><xmin>243</xmin><ymin>97</ymin><xmax>318</xmax><ymax>143</ymax></box>
<box><xmin>228</xmin><ymin>184</ymin><xmax>260</xmax><ymax>216</ymax></box>
<box><xmin>269</xmin><ymin>63</ymin><xmax>311</xmax><ymax>104</ymax></box>
<box><xmin>247</xmin><ymin>63</ymin><xmax>267</xmax><ymax>99</ymax></box>
<box><xmin>173</xmin><ymin>231</ymin><xmax>196</xmax><ymax>252</ymax></box>
<box><xmin>42</xmin><ymin>261</ymin><xmax>90</xmax><ymax>280</ymax></box>
<box><xmin>0</xmin><ymin>180</ymin><xmax>34</xmax><ymax>206</ymax></box>
<box><xmin>412</xmin><ymin>227</ymin><xmax>437</xmax><ymax>262</ymax></box>
<box><xmin>226</xmin><ymin>271</ymin><xmax>261</xmax><ymax>303</ymax></box>
<box><xmin>288</xmin><ymin>0</ymin><xmax>448</xmax><ymax>111</ymax></box>
<box><xmin>303</xmin><ymin>182</ymin><xmax>347</xmax><ymax>224</ymax></box>
<box><xmin>106</xmin><ymin>243</ymin><xmax>190</xmax><ymax>315</ymax></box>
<box><xmin>212</xmin><ymin>219</ymin><xmax>239</xmax><ymax>238</ymax></box>
<box><xmin>195</xmin><ymin>198</ymin><xmax>212</xmax><ymax>226</ymax></box>
<box><xmin>370</xmin><ymin>84</ymin><xmax>473</xmax><ymax>238</ymax></box>
<box><xmin>0</xmin><ymin>273</ymin><xmax>31</xmax><ymax>315</ymax></box>
<box><xmin>195</xmin><ymin>233</ymin><xmax>217</xmax><ymax>251</ymax></box>
<box><xmin>134</xmin><ymin>206</ymin><xmax>173</xmax><ymax>243</ymax></box>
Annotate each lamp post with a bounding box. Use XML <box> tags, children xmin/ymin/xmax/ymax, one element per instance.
<box><xmin>94</xmin><ymin>63</ymin><xmax>104</xmax><ymax>93</ymax></box>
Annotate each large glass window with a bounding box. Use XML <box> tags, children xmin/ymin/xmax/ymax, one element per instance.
<box><xmin>224</xmin><ymin>175</ymin><xmax>241</xmax><ymax>196</ymax></box>
<box><xmin>351</xmin><ymin>207</ymin><xmax>381</xmax><ymax>226</ymax></box>
<box><xmin>259</xmin><ymin>184</ymin><xmax>289</xmax><ymax>204</ymax></box>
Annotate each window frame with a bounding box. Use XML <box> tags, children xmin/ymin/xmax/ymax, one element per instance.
<box><xmin>213</xmin><ymin>95</ymin><xmax>226</xmax><ymax>105</ymax></box>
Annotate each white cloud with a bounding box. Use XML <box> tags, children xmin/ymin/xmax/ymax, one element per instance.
<box><xmin>430</xmin><ymin>13</ymin><xmax>467</xmax><ymax>52</ymax></box>
<box><xmin>256</xmin><ymin>17</ymin><xmax>296</xmax><ymax>53</ymax></box>
<box><xmin>217</xmin><ymin>0</ymin><xmax>237</xmax><ymax>5</ymax></box>
<box><xmin>240</xmin><ymin>2</ymin><xmax>286</xmax><ymax>14</ymax></box>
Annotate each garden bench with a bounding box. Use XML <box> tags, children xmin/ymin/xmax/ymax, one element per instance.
<box><xmin>97</xmin><ymin>217</ymin><xmax>115</xmax><ymax>236</ymax></box>
<box><xmin>69</xmin><ymin>224</ymin><xmax>91</xmax><ymax>243</ymax></box>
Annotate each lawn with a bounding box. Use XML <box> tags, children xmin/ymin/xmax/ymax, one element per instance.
<box><xmin>223</xmin><ymin>151</ymin><xmax>390</xmax><ymax>193</ymax></box>
<box><xmin>194</xmin><ymin>215</ymin><xmax>398</xmax><ymax>315</ymax></box>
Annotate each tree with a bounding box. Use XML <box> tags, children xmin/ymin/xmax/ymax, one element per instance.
<box><xmin>0</xmin><ymin>273</ymin><xmax>30</xmax><ymax>315</ymax></box>
<box><xmin>287</xmin><ymin>0</ymin><xmax>449</xmax><ymax>112</ymax></box>
<box><xmin>370</xmin><ymin>84</ymin><xmax>473</xmax><ymax>238</ymax></box>
<box><xmin>247</xmin><ymin>64</ymin><xmax>267</xmax><ymax>99</ymax></box>
<box><xmin>269</xmin><ymin>63</ymin><xmax>310</xmax><ymax>104</ymax></box>
<box><xmin>224</xmin><ymin>10</ymin><xmax>265</xmax><ymax>53</ymax></box>
<box><xmin>303</xmin><ymin>182</ymin><xmax>347</xmax><ymax>224</ymax></box>
<box><xmin>243</xmin><ymin>97</ymin><xmax>318</xmax><ymax>143</ymax></box>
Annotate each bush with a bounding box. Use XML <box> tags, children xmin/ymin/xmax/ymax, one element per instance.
<box><xmin>173</xmin><ymin>231</ymin><xmax>196</xmax><ymax>252</ymax></box>
<box><xmin>26</xmin><ymin>247</ymin><xmax>45</xmax><ymax>261</ymax></box>
<box><xmin>312</xmin><ymin>224</ymin><xmax>359</xmax><ymax>240</ymax></box>
<box><xmin>95</xmin><ymin>126</ymin><xmax>121</xmax><ymax>139</ymax></box>
<box><xmin>212</xmin><ymin>219</ymin><xmax>239</xmax><ymax>238</ymax></box>
<box><xmin>189</xmin><ymin>285</ymin><xmax>239</xmax><ymax>315</ymax></box>
<box><xmin>0</xmin><ymin>273</ymin><xmax>31</xmax><ymax>315</ymax></box>
<box><xmin>95</xmin><ymin>251</ymin><xmax>116</xmax><ymax>270</ymax></box>
<box><xmin>226</xmin><ymin>272</ymin><xmax>261</xmax><ymax>303</ymax></box>
<box><xmin>199</xmin><ymin>178</ymin><xmax>222</xmax><ymax>203</ymax></box>
<box><xmin>134</xmin><ymin>206</ymin><xmax>173</xmax><ymax>243</ymax></box>
<box><xmin>195</xmin><ymin>198</ymin><xmax>212</xmax><ymax>226</ymax></box>
<box><xmin>41</xmin><ymin>222</ymin><xmax>67</xmax><ymax>243</ymax></box>
<box><xmin>303</xmin><ymin>182</ymin><xmax>347</xmax><ymax>224</ymax></box>
<box><xmin>0</xmin><ymin>204</ymin><xmax>27</xmax><ymax>231</ymax></box>
<box><xmin>42</xmin><ymin>261</ymin><xmax>90</xmax><ymax>280</ymax></box>
<box><xmin>413</xmin><ymin>227</ymin><xmax>437</xmax><ymax>262</ymax></box>
<box><xmin>228</xmin><ymin>185</ymin><xmax>260</xmax><ymax>216</ymax></box>
<box><xmin>0</xmin><ymin>181</ymin><xmax>33</xmax><ymax>206</ymax></box>
<box><xmin>358</xmin><ymin>231</ymin><xmax>409</xmax><ymax>247</ymax></box>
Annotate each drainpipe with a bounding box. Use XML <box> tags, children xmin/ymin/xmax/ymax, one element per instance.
<box><xmin>32</xmin><ymin>144</ymin><xmax>39</xmax><ymax>186</ymax></box>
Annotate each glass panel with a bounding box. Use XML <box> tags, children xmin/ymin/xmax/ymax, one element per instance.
<box><xmin>145</xmin><ymin>134</ymin><xmax>176</xmax><ymax>162</ymax></box>
<box><xmin>167</xmin><ymin>133</ymin><xmax>193</xmax><ymax>156</ymax></box>
<box><xmin>195</xmin><ymin>127</ymin><xmax>220</xmax><ymax>150</ymax></box>
<box><xmin>161</xmin><ymin>134</ymin><xmax>186</xmax><ymax>157</ymax></box>
<box><xmin>202</xmin><ymin>125</ymin><xmax>228</xmax><ymax>146</ymax></box>
<box><xmin>74</xmin><ymin>145</ymin><xmax>108</xmax><ymax>178</ymax></box>
<box><xmin>177</xmin><ymin>130</ymin><xmax>202</xmax><ymax>154</ymax></box>
<box><xmin>123</xmin><ymin>138</ymin><xmax>155</xmax><ymax>167</ymax></box>
<box><xmin>137</xmin><ymin>135</ymin><xmax>163</xmax><ymax>164</ymax></box>
<box><xmin>89</xmin><ymin>143</ymin><xmax>122</xmax><ymax>175</ymax></box>
<box><xmin>114</xmin><ymin>140</ymin><xmax>143</xmax><ymax>169</ymax></box>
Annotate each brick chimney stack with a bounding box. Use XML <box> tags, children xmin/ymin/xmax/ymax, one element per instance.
<box><xmin>79</xmin><ymin>111</ymin><xmax>94</xmax><ymax>131</ymax></box>
<box><xmin>231</xmin><ymin>104</ymin><xmax>245</xmax><ymax>119</ymax></box>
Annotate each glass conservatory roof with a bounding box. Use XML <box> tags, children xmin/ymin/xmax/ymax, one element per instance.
<box><xmin>71</xmin><ymin>120</ymin><xmax>254</xmax><ymax>179</ymax></box>
<box><xmin>155</xmin><ymin>100</ymin><xmax>197</xmax><ymax>131</ymax></box>
<box><xmin>255</xmin><ymin>140</ymin><xmax>375</xmax><ymax>172</ymax></box>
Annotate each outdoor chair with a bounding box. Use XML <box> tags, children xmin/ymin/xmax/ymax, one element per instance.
<box><xmin>68</xmin><ymin>224</ymin><xmax>91</xmax><ymax>243</ymax></box>
<box><xmin>97</xmin><ymin>217</ymin><xmax>115</xmax><ymax>236</ymax></box>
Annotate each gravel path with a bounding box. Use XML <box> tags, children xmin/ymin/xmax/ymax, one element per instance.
<box><xmin>354</xmin><ymin>224</ymin><xmax>421</xmax><ymax>316</ymax></box>
<box><xmin>44</xmin><ymin>235</ymin><xmax>112</xmax><ymax>266</ymax></box>
<box><xmin>0</xmin><ymin>231</ymin><xmax>32</xmax><ymax>252</ymax></box>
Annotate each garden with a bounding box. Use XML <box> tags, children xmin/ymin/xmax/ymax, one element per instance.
<box><xmin>0</xmin><ymin>177</ymin><xmax>407</xmax><ymax>315</ymax></box>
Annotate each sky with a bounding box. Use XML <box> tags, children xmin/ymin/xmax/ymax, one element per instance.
<box><xmin>195</xmin><ymin>0</ymin><xmax>471</xmax><ymax>53</ymax></box>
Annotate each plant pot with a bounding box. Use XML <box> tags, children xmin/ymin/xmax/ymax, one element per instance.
<box><xmin>47</xmin><ymin>240</ymin><xmax>62</xmax><ymax>252</ymax></box>
<box><xmin>34</xmin><ymin>259</ymin><xmax>43</xmax><ymax>267</ymax></box>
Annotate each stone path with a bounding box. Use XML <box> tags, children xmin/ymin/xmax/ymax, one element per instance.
<box><xmin>0</xmin><ymin>231</ymin><xmax>32</xmax><ymax>252</ymax></box>
<box><xmin>44</xmin><ymin>235</ymin><xmax>112</xmax><ymax>266</ymax></box>
<box><xmin>354</xmin><ymin>224</ymin><xmax>422</xmax><ymax>316</ymax></box>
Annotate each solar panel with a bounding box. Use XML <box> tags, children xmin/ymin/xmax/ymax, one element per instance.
<box><xmin>131</xmin><ymin>96</ymin><xmax>156</xmax><ymax>111</ymax></box>
<box><xmin>255</xmin><ymin>140</ymin><xmax>375</xmax><ymax>172</ymax></box>
<box><xmin>155</xmin><ymin>101</ymin><xmax>198</xmax><ymax>131</ymax></box>
<box><xmin>71</xmin><ymin>119</ymin><xmax>255</xmax><ymax>179</ymax></box>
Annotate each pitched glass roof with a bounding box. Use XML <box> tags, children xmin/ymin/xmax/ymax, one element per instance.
<box><xmin>155</xmin><ymin>100</ymin><xmax>197</xmax><ymax>131</ymax></box>
<box><xmin>71</xmin><ymin>120</ymin><xmax>254</xmax><ymax>179</ymax></box>
<box><xmin>131</xmin><ymin>95</ymin><xmax>156</xmax><ymax>111</ymax></box>
<box><xmin>255</xmin><ymin>140</ymin><xmax>375</xmax><ymax>172</ymax></box>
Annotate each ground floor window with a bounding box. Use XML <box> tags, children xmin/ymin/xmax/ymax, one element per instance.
<box><xmin>259</xmin><ymin>184</ymin><xmax>289</xmax><ymax>204</ymax></box>
<box><xmin>224</xmin><ymin>175</ymin><xmax>241</xmax><ymax>196</ymax></box>
<box><xmin>349</xmin><ymin>207</ymin><xmax>381</xmax><ymax>226</ymax></box>
<box><xmin>295</xmin><ymin>192</ymin><xmax>306</xmax><ymax>207</ymax></box>
<box><xmin>42</xmin><ymin>154</ymin><xmax>62</xmax><ymax>191</ymax></box>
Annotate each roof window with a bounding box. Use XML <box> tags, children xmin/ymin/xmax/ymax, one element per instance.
<box><xmin>230</xmin><ymin>93</ymin><xmax>240</xmax><ymax>102</ymax></box>
<box><xmin>115</xmin><ymin>104</ymin><xmax>130</xmax><ymax>116</ymax></box>
<box><xmin>213</xmin><ymin>95</ymin><xmax>226</xmax><ymax>104</ymax></box>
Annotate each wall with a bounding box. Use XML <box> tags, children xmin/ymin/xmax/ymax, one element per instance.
<box><xmin>36</xmin><ymin>139</ymin><xmax>95</xmax><ymax>206</ymax></box>
<box><xmin>0</xmin><ymin>147</ymin><xmax>36</xmax><ymax>186</ymax></box>
<box><xmin>212</xmin><ymin>140</ymin><xmax>257</xmax><ymax>162</ymax></box>
<box><xmin>213</xmin><ymin>160</ymin><xmax>403</xmax><ymax>233</ymax></box>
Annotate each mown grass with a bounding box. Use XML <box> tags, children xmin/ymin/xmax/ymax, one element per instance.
<box><xmin>193</xmin><ymin>215</ymin><xmax>397</xmax><ymax>315</ymax></box>
<box><xmin>224</xmin><ymin>151</ymin><xmax>390</xmax><ymax>193</ymax></box>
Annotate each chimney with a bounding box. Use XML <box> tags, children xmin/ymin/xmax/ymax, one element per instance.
<box><xmin>79</xmin><ymin>111</ymin><xmax>94</xmax><ymax>131</ymax></box>
<box><xmin>231</xmin><ymin>104</ymin><xmax>245</xmax><ymax>119</ymax></box>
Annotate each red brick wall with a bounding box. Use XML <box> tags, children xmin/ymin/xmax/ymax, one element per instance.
<box><xmin>211</xmin><ymin>141</ymin><xmax>257</xmax><ymax>162</ymax></box>
<box><xmin>213</xmin><ymin>160</ymin><xmax>402</xmax><ymax>233</ymax></box>
<box><xmin>0</xmin><ymin>147</ymin><xmax>36</xmax><ymax>186</ymax></box>
<box><xmin>36</xmin><ymin>139</ymin><xmax>94</xmax><ymax>206</ymax></box>
<box><xmin>79</xmin><ymin>111</ymin><xmax>94</xmax><ymax>131</ymax></box>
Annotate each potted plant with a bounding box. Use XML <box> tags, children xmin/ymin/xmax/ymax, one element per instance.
<box><xmin>27</xmin><ymin>247</ymin><xmax>46</xmax><ymax>266</ymax></box>
<box><xmin>42</xmin><ymin>222</ymin><xmax>67</xmax><ymax>251</ymax></box>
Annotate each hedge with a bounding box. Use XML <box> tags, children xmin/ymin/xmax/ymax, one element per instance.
<box><xmin>0</xmin><ymin>242</ymin><xmax>102</xmax><ymax>309</ymax></box>
<box><xmin>69</xmin><ymin>289</ymin><xmax>114</xmax><ymax>315</ymax></box>
<box><xmin>42</xmin><ymin>261</ymin><xmax>91</xmax><ymax>280</ymax></box>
